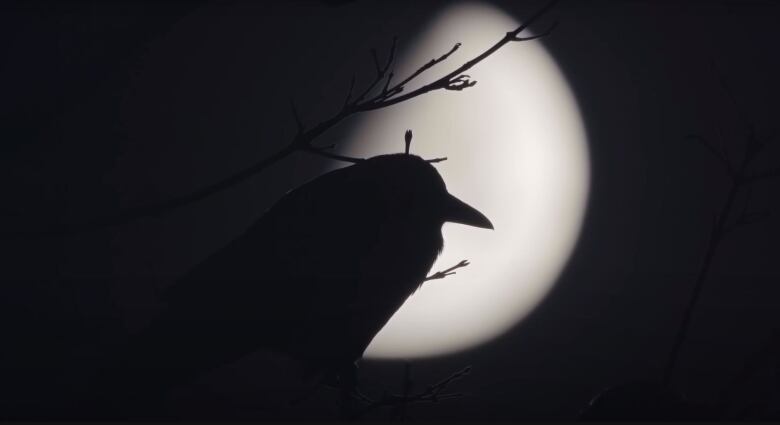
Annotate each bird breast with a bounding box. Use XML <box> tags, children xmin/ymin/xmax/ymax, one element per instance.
<box><xmin>284</xmin><ymin>222</ymin><xmax>444</xmax><ymax>365</ymax></box>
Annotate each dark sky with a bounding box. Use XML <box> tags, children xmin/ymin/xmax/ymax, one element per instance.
<box><xmin>2</xmin><ymin>0</ymin><xmax>780</xmax><ymax>420</ymax></box>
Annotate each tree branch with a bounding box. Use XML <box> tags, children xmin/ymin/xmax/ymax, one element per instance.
<box><xmin>355</xmin><ymin>36</ymin><xmax>398</xmax><ymax>103</ymax></box>
<box><xmin>663</xmin><ymin>73</ymin><xmax>780</xmax><ymax>389</ymax></box>
<box><xmin>349</xmin><ymin>365</ymin><xmax>472</xmax><ymax>419</ymax></box>
<box><xmin>290</xmin><ymin>99</ymin><xmax>304</xmax><ymax>133</ymax></box>
<box><xmin>687</xmin><ymin>134</ymin><xmax>736</xmax><ymax>181</ymax></box>
<box><xmin>385</xmin><ymin>42</ymin><xmax>462</xmax><ymax>97</ymax></box>
<box><xmin>723</xmin><ymin>184</ymin><xmax>773</xmax><ymax>235</ymax></box>
<box><xmin>362</xmin><ymin>0</ymin><xmax>559</xmax><ymax>110</ymax></box>
<box><xmin>747</xmin><ymin>166</ymin><xmax>780</xmax><ymax>183</ymax></box>
<box><xmin>3</xmin><ymin>0</ymin><xmax>560</xmax><ymax>239</ymax></box>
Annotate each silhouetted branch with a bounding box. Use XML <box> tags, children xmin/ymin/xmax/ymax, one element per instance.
<box><xmin>425</xmin><ymin>259</ymin><xmax>470</xmax><ymax>281</ymax></box>
<box><xmin>350</xmin><ymin>365</ymin><xmax>472</xmax><ymax>419</ymax></box>
<box><xmin>2</xmin><ymin>145</ymin><xmax>299</xmax><ymax>239</ymax></box>
<box><xmin>343</xmin><ymin>74</ymin><xmax>356</xmax><ymax>108</ymax></box>
<box><xmin>688</xmin><ymin>134</ymin><xmax>736</xmax><ymax>181</ymax></box>
<box><xmin>290</xmin><ymin>99</ymin><xmax>304</xmax><ymax>133</ymax></box>
<box><xmin>512</xmin><ymin>20</ymin><xmax>559</xmax><ymax>41</ymax></box>
<box><xmin>3</xmin><ymin>0</ymin><xmax>559</xmax><ymax>239</ymax></box>
<box><xmin>387</xmin><ymin>42</ymin><xmax>462</xmax><ymax>94</ymax></box>
<box><xmin>747</xmin><ymin>166</ymin><xmax>780</xmax><ymax>183</ymax></box>
<box><xmin>663</xmin><ymin>74</ymin><xmax>780</xmax><ymax>389</ymax></box>
<box><xmin>382</xmin><ymin>71</ymin><xmax>395</xmax><ymax>97</ymax></box>
<box><xmin>355</xmin><ymin>36</ymin><xmax>398</xmax><ymax>103</ymax></box>
<box><xmin>723</xmin><ymin>184</ymin><xmax>773</xmax><ymax>234</ymax></box>
<box><xmin>711</xmin><ymin>58</ymin><xmax>751</xmax><ymax>134</ymax></box>
<box><xmin>363</xmin><ymin>0</ymin><xmax>559</xmax><ymax>110</ymax></box>
<box><xmin>302</xmin><ymin>146</ymin><xmax>364</xmax><ymax>164</ymax></box>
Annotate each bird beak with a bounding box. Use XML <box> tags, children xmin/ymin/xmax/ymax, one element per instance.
<box><xmin>443</xmin><ymin>193</ymin><xmax>494</xmax><ymax>229</ymax></box>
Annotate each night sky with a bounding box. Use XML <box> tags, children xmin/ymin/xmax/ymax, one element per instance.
<box><xmin>2</xmin><ymin>0</ymin><xmax>780</xmax><ymax>420</ymax></box>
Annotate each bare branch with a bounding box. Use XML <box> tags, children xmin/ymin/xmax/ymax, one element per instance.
<box><xmin>3</xmin><ymin>1</ymin><xmax>560</xmax><ymax>239</ymax></box>
<box><xmin>383</xmin><ymin>42</ymin><xmax>462</xmax><ymax>98</ymax></box>
<box><xmin>425</xmin><ymin>259</ymin><xmax>470</xmax><ymax>281</ymax></box>
<box><xmin>743</xmin><ymin>125</ymin><xmax>770</xmax><ymax>165</ymax></box>
<box><xmin>723</xmin><ymin>184</ymin><xmax>772</xmax><ymax>234</ymax></box>
<box><xmin>711</xmin><ymin>57</ymin><xmax>751</xmax><ymax>135</ymax></box>
<box><xmin>343</xmin><ymin>74</ymin><xmax>356</xmax><ymax>109</ymax></box>
<box><xmin>303</xmin><ymin>146</ymin><xmax>363</xmax><ymax>164</ymax></box>
<box><xmin>382</xmin><ymin>71</ymin><xmax>394</xmax><ymax>96</ymax></box>
<box><xmin>363</xmin><ymin>0</ymin><xmax>559</xmax><ymax>110</ymax></box>
<box><xmin>665</xmin><ymin>45</ymin><xmax>780</xmax><ymax>390</ymax></box>
<box><xmin>383</xmin><ymin>37</ymin><xmax>398</xmax><ymax>74</ymax></box>
<box><xmin>724</xmin><ymin>210</ymin><xmax>773</xmax><ymax>235</ymax></box>
<box><xmin>290</xmin><ymin>99</ymin><xmax>304</xmax><ymax>133</ymax></box>
<box><xmin>2</xmin><ymin>144</ymin><xmax>299</xmax><ymax>239</ymax></box>
<box><xmin>687</xmin><ymin>134</ymin><xmax>736</xmax><ymax>180</ymax></box>
<box><xmin>351</xmin><ymin>365</ymin><xmax>472</xmax><ymax>419</ymax></box>
<box><xmin>512</xmin><ymin>20</ymin><xmax>559</xmax><ymax>41</ymax></box>
<box><xmin>356</xmin><ymin>36</ymin><xmax>398</xmax><ymax>103</ymax></box>
<box><xmin>371</xmin><ymin>48</ymin><xmax>381</xmax><ymax>76</ymax></box>
<box><xmin>747</xmin><ymin>166</ymin><xmax>780</xmax><ymax>183</ymax></box>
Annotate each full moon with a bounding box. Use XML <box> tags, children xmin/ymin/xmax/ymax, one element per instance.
<box><xmin>332</xmin><ymin>1</ymin><xmax>589</xmax><ymax>359</ymax></box>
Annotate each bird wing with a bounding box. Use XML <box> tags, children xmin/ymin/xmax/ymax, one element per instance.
<box><xmin>133</xmin><ymin>164</ymin><xmax>384</xmax><ymax>380</ymax></box>
<box><xmin>162</xmin><ymin>163</ymin><xmax>379</xmax><ymax>323</ymax></box>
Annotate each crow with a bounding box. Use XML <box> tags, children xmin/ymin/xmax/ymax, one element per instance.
<box><xmin>98</xmin><ymin>151</ymin><xmax>493</xmax><ymax>415</ymax></box>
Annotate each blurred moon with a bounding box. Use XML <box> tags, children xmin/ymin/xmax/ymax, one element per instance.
<box><xmin>333</xmin><ymin>1</ymin><xmax>589</xmax><ymax>359</ymax></box>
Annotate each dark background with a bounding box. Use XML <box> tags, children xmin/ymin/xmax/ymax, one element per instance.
<box><xmin>1</xmin><ymin>0</ymin><xmax>780</xmax><ymax>420</ymax></box>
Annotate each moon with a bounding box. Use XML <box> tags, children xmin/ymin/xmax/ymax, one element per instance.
<box><xmin>331</xmin><ymin>1</ymin><xmax>589</xmax><ymax>359</ymax></box>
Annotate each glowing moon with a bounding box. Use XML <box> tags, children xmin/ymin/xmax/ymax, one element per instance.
<box><xmin>332</xmin><ymin>1</ymin><xmax>589</xmax><ymax>359</ymax></box>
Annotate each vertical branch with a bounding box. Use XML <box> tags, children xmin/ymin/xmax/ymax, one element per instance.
<box><xmin>392</xmin><ymin>362</ymin><xmax>413</xmax><ymax>420</ymax></box>
<box><xmin>663</xmin><ymin>129</ymin><xmax>778</xmax><ymax>388</ymax></box>
<box><xmin>662</xmin><ymin>164</ymin><xmax>744</xmax><ymax>388</ymax></box>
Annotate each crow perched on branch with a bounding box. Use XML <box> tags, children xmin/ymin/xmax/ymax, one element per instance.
<box><xmin>99</xmin><ymin>150</ymin><xmax>493</xmax><ymax>415</ymax></box>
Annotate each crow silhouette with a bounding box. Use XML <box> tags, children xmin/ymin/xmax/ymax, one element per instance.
<box><xmin>99</xmin><ymin>152</ymin><xmax>493</xmax><ymax>414</ymax></box>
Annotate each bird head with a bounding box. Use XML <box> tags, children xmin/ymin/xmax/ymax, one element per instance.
<box><xmin>355</xmin><ymin>154</ymin><xmax>493</xmax><ymax>230</ymax></box>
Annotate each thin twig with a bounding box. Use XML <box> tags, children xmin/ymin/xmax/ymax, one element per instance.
<box><xmin>723</xmin><ymin>183</ymin><xmax>772</xmax><ymax>234</ymax></box>
<box><xmin>362</xmin><ymin>0</ymin><xmax>559</xmax><ymax>110</ymax></box>
<box><xmin>343</xmin><ymin>74</ymin><xmax>356</xmax><ymax>109</ymax></box>
<box><xmin>688</xmin><ymin>134</ymin><xmax>736</xmax><ymax>181</ymax></box>
<box><xmin>385</xmin><ymin>42</ymin><xmax>462</xmax><ymax>96</ymax></box>
<box><xmin>356</xmin><ymin>36</ymin><xmax>398</xmax><ymax>103</ymax></box>
<box><xmin>664</xmin><ymin>115</ymin><xmax>780</xmax><ymax>389</ymax></box>
<box><xmin>350</xmin><ymin>365</ymin><xmax>472</xmax><ymax>419</ymax></box>
<box><xmin>512</xmin><ymin>20</ymin><xmax>559</xmax><ymax>41</ymax></box>
<box><xmin>747</xmin><ymin>166</ymin><xmax>780</xmax><ymax>183</ymax></box>
<box><xmin>662</xmin><ymin>153</ymin><xmax>748</xmax><ymax>388</ymax></box>
<box><xmin>290</xmin><ymin>99</ymin><xmax>304</xmax><ymax>133</ymax></box>
<box><xmin>302</xmin><ymin>146</ymin><xmax>363</xmax><ymax>164</ymax></box>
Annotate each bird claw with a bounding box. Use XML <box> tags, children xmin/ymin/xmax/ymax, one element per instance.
<box><xmin>424</xmin><ymin>259</ymin><xmax>471</xmax><ymax>281</ymax></box>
